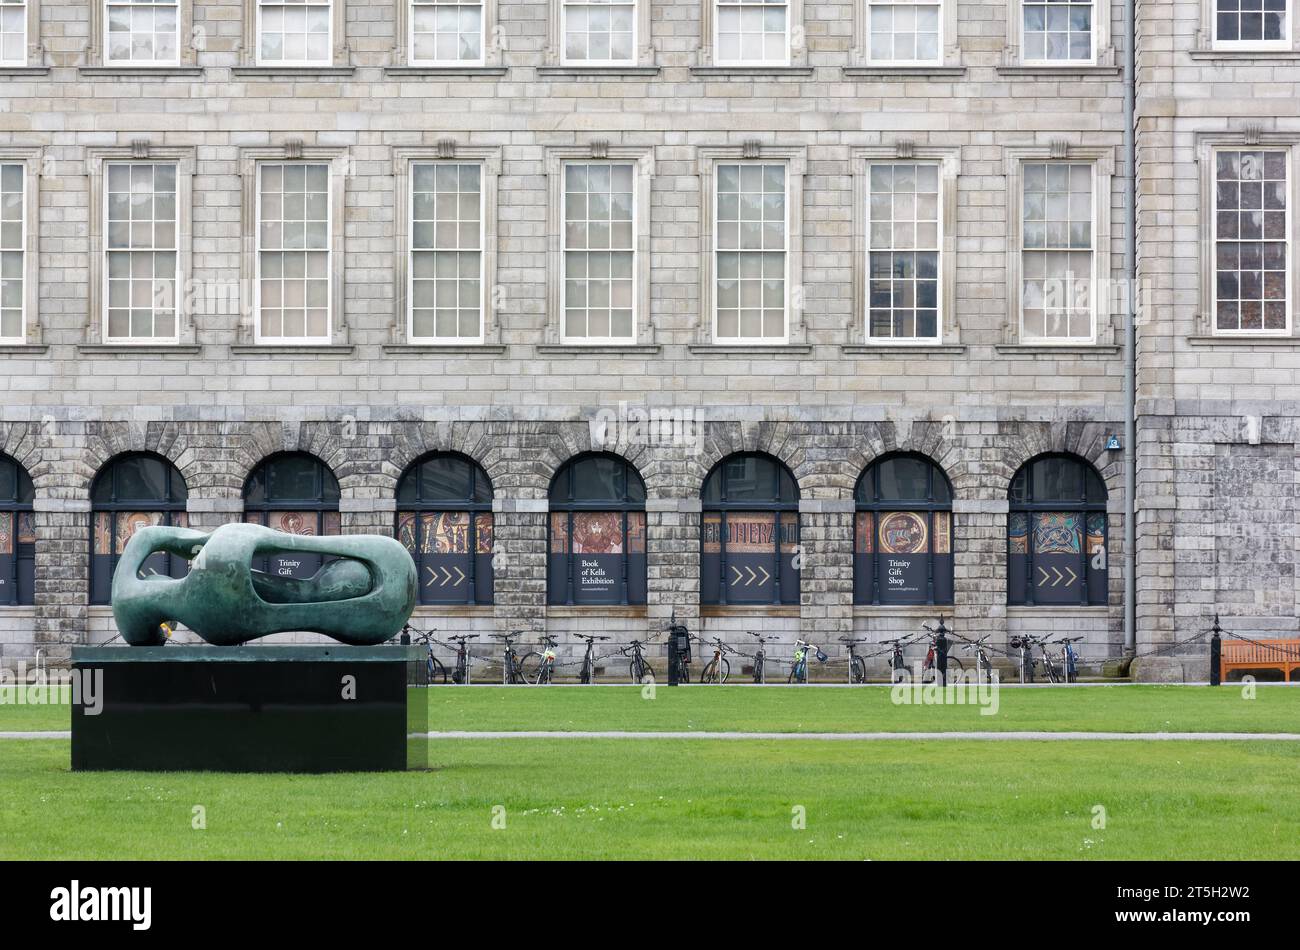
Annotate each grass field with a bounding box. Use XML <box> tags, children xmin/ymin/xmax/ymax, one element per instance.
<box><xmin>2</xmin><ymin>685</ymin><xmax>1297</xmax><ymax>859</ymax></box>
<box><xmin>1</xmin><ymin>738</ymin><xmax>1297</xmax><ymax>859</ymax></box>
<box><xmin>4</xmin><ymin>683</ymin><xmax>1299</xmax><ymax>734</ymax></box>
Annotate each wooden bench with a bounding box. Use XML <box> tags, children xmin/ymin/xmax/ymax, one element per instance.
<box><xmin>1221</xmin><ymin>639</ymin><xmax>1300</xmax><ymax>682</ymax></box>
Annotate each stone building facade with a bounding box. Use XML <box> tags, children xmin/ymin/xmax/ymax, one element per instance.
<box><xmin>0</xmin><ymin>0</ymin><xmax>1280</xmax><ymax>679</ymax></box>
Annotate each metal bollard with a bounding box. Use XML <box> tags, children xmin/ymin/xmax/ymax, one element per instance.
<box><xmin>1209</xmin><ymin>614</ymin><xmax>1222</xmax><ymax>687</ymax></box>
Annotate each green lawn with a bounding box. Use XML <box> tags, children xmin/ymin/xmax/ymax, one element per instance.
<box><xmin>1</xmin><ymin>738</ymin><xmax>1296</xmax><ymax>859</ymax></box>
<box><xmin>4</xmin><ymin>683</ymin><xmax>1299</xmax><ymax>734</ymax></box>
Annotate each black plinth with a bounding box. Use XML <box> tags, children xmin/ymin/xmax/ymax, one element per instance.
<box><xmin>71</xmin><ymin>645</ymin><xmax>421</xmax><ymax>773</ymax></box>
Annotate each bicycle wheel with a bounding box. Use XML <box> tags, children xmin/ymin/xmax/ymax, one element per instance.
<box><xmin>699</xmin><ymin>660</ymin><xmax>717</xmax><ymax>684</ymax></box>
<box><xmin>719</xmin><ymin>658</ymin><xmax>730</xmax><ymax>684</ymax></box>
<box><xmin>752</xmin><ymin>656</ymin><xmax>764</xmax><ymax>684</ymax></box>
<box><xmin>518</xmin><ymin>652</ymin><xmax>544</xmax><ymax>684</ymax></box>
<box><xmin>850</xmin><ymin>657</ymin><xmax>866</xmax><ymax>684</ymax></box>
<box><xmin>428</xmin><ymin>657</ymin><xmax>448</xmax><ymax>685</ymax></box>
<box><xmin>580</xmin><ymin>660</ymin><xmax>592</xmax><ymax>684</ymax></box>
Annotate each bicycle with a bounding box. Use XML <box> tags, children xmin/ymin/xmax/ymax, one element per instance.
<box><xmin>962</xmin><ymin>634</ymin><xmax>995</xmax><ymax>684</ymax></box>
<box><xmin>746</xmin><ymin>631</ymin><xmax>772</xmax><ymax>684</ymax></box>
<box><xmin>623</xmin><ymin>638</ymin><xmax>656</xmax><ymax>684</ymax></box>
<box><xmin>699</xmin><ymin>637</ymin><xmax>731</xmax><ymax>684</ymax></box>
<box><xmin>575</xmin><ymin>633</ymin><xmax>610</xmax><ymax>684</ymax></box>
<box><xmin>1037</xmin><ymin>636</ymin><xmax>1062</xmax><ymax>684</ymax></box>
<box><xmin>788</xmin><ymin>638</ymin><xmax>827</xmax><ymax>684</ymax></box>
<box><xmin>920</xmin><ymin>623</ymin><xmax>965</xmax><ymax>684</ymax></box>
<box><xmin>1009</xmin><ymin>635</ymin><xmax>1036</xmax><ymax>684</ymax></box>
<box><xmin>445</xmin><ymin>633</ymin><xmax>477</xmax><ymax>685</ymax></box>
<box><xmin>403</xmin><ymin>623</ymin><xmax>448</xmax><ymax>685</ymax></box>
<box><xmin>493</xmin><ymin>631</ymin><xmax>538</xmax><ymax>685</ymax></box>
<box><xmin>1058</xmin><ymin>636</ymin><xmax>1082</xmax><ymax>683</ymax></box>
<box><xmin>881</xmin><ymin>636</ymin><xmax>914</xmax><ymax>682</ymax></box>
<box><xmin>839</xmin><ymin>637</ymin><xmax>869</xmax><ymax>684</ymax></box>
<box><xmin>528</xmin><ymin>635</ymin><xmax>559</xmax><ymax>685</ymax></box>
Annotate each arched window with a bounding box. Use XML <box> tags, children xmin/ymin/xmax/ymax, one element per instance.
<box><xmin>396</xmin><ymin>453</ymin><xmax>494</xmax><ymax>605</ymax></box>
<box><xmin>855</xmin><ymin>453</ymin><xmax>953</xmax><ymax>606</ymax></box>
<box><xmin>701</xmin><ymin>453</ymin><xmax>799</xmax><ymax>605</ymax></box>
<box><xmin>0</xmin><ymin>455</ymin><xmax>34</xmax><ymax>606</ymax></box>
<box><xmin>243</xmin><ymin>453</ymin><xmax>340</xmax><ymax>582</ymax></box>
<box><xmin>1008</xmin><ymin>453</ymin><xmax>1108</xmax><ymax>606</ymax></box>
<box><xmin>548</xmin><ymin>453</ymin><xmax>646</xmax><ymax>605</ymax></box>
<box><xmin>90</xmin><ymin>453</ymin><xmax>188</xmax><ymax>604</ymax></box>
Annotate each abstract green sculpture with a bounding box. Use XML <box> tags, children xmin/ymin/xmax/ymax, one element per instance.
<box><xmin>111</xmin><ymin>522</ymin><xmax>418</xmax><ymax>646</ymax></box>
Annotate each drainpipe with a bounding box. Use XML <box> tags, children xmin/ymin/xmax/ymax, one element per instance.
<box><xmin>1122</xmin><ymin>0</ymin><xmax>1137</xmax><ymax>656</ymax></box>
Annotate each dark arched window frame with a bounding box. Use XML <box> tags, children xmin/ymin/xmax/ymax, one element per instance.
<box><xmin>1007</xmin><ymin>453</ymin><xmax>1109</xmax><ymax>606</ymax></box>
<box><xmin>547</xmin><ymin>453</ymin><xmax>647</xmax><ymax>606</ymax></box>
<box><xmin>854</xmin><ymin>452</ymin><xmax>953</xmax><ymax>606</ymax></box>
<box><xmin>700</xmin><ymin>452</ymin><xmax>800</xmax><ymax>606</ymax></box>
<box><xmin>0</xmin><ymin>455</ymin><xmax>35</xmax><ymax>607</ymax></box>
<box><xmin>396</xmin><ymin>452</ymin><xmax>495</xmax><ymax>606</ymax></box>
<box><xmin>242</xmin><ymin>453</ymin><xmax>341</xmax><ymax>581</ymax></box>
<box><xmin>90</xmin><ymin>452</ymin><xmax>188</xmax><ymax>605</ymax></box>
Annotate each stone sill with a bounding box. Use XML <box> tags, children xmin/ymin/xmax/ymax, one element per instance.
<box><xmin>690</xmin><ymin>66</ymin><xmax>815</xmax><ymax>78</ymax></box>
<box><xmin>0</xmin><ymin>66</ymin><xmax>51</xmax><ymax>77</ymax></box>
<box><xmin>1007</xmin><ymin>605</ymin><xmax>1110</xmax><ymax>616</ymax></box>
<box><xmin>994</xmin><ymin>344</ymin><xmax>1121</xmax><ymax>356</ymax></box>
<box><xmin>535</xmin><ymin>343</ymin><xmax>661</xmax><ymax>356</ymax></box>
<box><xmin>382</xmin><ymin>344</ymin><xmax>507</xmax><ymax>355</ymax></box>
<box><xmin>687</xmin><ymin>344</ymin><xmax>813</xmax><ymax>356</ymax></box>
<box><xmin>383</xmin><ymin>66</ymin><xmax>509</xmax><ymax>77</ymax></box>
<box><xmin>1187</xmin><ymin>49</ymin><xmax>1300</xmax><ymax>61</ymax></box>
<box><xmin>841</xmin><ymin>343</ymin><xmax>967</xmax><ymax>356</ymax></box>
<box><xmin>78</xmin><ymin>66</ymin><xmax>204</xmax><ymax>78</ymax></box>
<box><xmin>229</xmin><ymin>66</ymin><xmax>357</xmax><ymax>79</ymax></box>
<box><xmin>0</xmin><ymin>344</ymin><xmax>48</xmax><ymax>355</ymax></box>
<box><xmin>535</xmin><ymin>66</ymin><xmax>661</xmax><ymax>78</ymax></box>
<box><xmin>229</xmin><ymin>344</ymin><xmax>356</xmax><ymax>356</ymax></box>
<box><xmin>78</xmin><ymin>344</ymin><xmax>202</xmax><ymax>356</ymax></box>
<box><xmin>410</xmin><ymin>605</ymin><xmax>494</xmax><ymax>617</ymax></box>
<box><xmin>547</xmin><ymin>605</ymin><xmax>648</xmax><ymax>619</ymax></box>
<box><xmin>995</xmin><ymin>64</ymin><xmax>1122</xmax><ymax>77</ymax></box>
<box><xmin>1186</xmin><ymin>334</ymin><xmax>1300</xmax><ymax>347</ymax></box>
<box><xmin>853</xmin><ymin>605</ymin><xmax>954</xmax><ymax>617</ymax></box>
<box><xmin>700</xmin><ymin>605</ymin><xmax>799</xmax><ymax>617</ymax></box>
<box><xmin>842</xmin><ymin>66</ymin><xmax>967</xmax><ymax>79</ymax></box>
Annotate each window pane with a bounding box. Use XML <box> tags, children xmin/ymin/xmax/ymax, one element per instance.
<box><xmin>716</xmin><ymin>164</ymin><xmax>786</xmax><ymax>340</ymax></box>
<box><xmin>260</xmin><ymin>1</ymin><xmax>332</xmax><ymax>62</ymax></box>
<box><xmin>867</xmin><ymin>162</ymin><xmax>941</xmax><ymax>340</ymax></box>
<box><xmin>412</xmin><ymin>0</ymin><xmax>483</xmax><ymax>63</ymax></box>
<box><xmin>1023</xmin><ymin>0</ymin><xmax>1092</xmax><ymax>61</ymax></box>
<box><xmin>716</xmin><ymin>0</ymin><xmax>788</xmax><ymax>63</ymax></box>
<box><xmin>1214</xmin><ymin>150</ymin><xmax>1288</xmax><ymax>332</ymax></box>
<box><xmin>1021</xmin><ymin>162</ymin><xmax>1093</xmax><ymax>339</ymax></box>
<box><xmin>564</xmin><ymin>163</ymin><xmax>635</xmax><ymax>340</ymax></box>
<box><xmin>411</xmin><ymin>162</ymin><xmax>482</xmax><ymax>340</ymax></box>
<box><xmin>563</xmin><ymin>0</ymin><xmax>635</xmax><ymax>62</ymax></box>
<box><xmin>260</xmin><ymin>163</ymin><xmax>330</xmax><ymax>339</ymax></box>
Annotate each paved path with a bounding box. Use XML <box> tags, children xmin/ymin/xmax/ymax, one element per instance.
<box><xmin>418</xmin><ymin>730</ymin><xmax>1300</xmax><ymax>741</ymax></box>
<box><xmin>4</xmin><ymin>729</ymin><xmax>1298</xmax><ymax>742</ymax></box>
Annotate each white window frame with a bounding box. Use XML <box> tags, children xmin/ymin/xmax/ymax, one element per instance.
<box><xmin>1018</xmin><ymin>0</ymin><xmax>1098</xmax><ymax>65</ymax></box>
<box><xmin>85</xmin><ymin>146</ymin><xmax>195</xmax><ymax>347</ymax></box>
<box><xmin>103</xmin><ymin>0</ymin><xmax>182</xmax><ymax>66</ymax></box>
<box><xmin>854</xmin><ymin>149</ymin><xmax>960</xmax><ymax>345</ymax></box>
<box><xmin>408</xmin><ymin>0</ymin><xmax>487</xmax><ymax>67</ymax></box>
<box><xmin>863</xmin><ymin>0</ymin><xmax>944</xmax><ymax>66</ymax></box>
<box><xmin>392</xmin><ymin>146</ymin><xmax>501</xmax><ymax>347</ymax></box>
<box><xmin>697</xmin><ymin>145</ymin><xmax>805</xmax><ymax>346</ymax></box>
<box><xmin>407</xmin><ymin>159</ymin><xmax>487</xmax><ymax>345</ymax></box>
<box><xmin>101</xmin><ymin>160</ymin><xmax>182</xmax><ymax>345</ymax></box>
<box><xmin>254</xmin><ymin>161</ymin><xmax>333</xmax><ymax>345</ymax></box>
<box><xmin>712</xmin><ymin>0</ymin><xmax>792</xmax><ymax>66</ymax></box>
<box><xmin>0</xmin><ymin>150</ymin><xmax>39</xmax><ymax>346</ymax></box>
<box><xmin>712</xmin><ymin>161</ymin><xmax>790</xmax><ymax>344</ymax></box>
<box><xmin>255</xmin><ymin>0</ymin><xmax>334</xmax><ymax>67</ymax></box>
<box><xmin>1196</xmin><ymin>135</ymin><xmax>1297</xmax><ymax>338</ymax></box>
<box><xmin>559</xmin><ymin>160</ymin><xmax>639</xmax><ymax>344</ymax></box>
<box><xmin>1003</xmin><ymin>145</ymin><xmax>1114</xmax><ymax>346</ymax></box>
<box><xmin>544</xmin><ymin>145</ymin><xmax>653</xmax><ymax>346</ymax></box>
<box><xmin>559</xmin><ymin>0</ymin><xmax>638</xmax><ymax>66</ymax></box>
<box><xmin>1210</xmin><ymin>0</ymin><xmax>1292</xmax><ymax>50</ymax></box>
<box><xmin>0</xmin><ymin>0</ymin><xmax>30</xmax><ymax>67</ymax></box>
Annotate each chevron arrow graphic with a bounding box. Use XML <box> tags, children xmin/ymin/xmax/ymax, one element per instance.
<box><xmin>1063</xmin><ymin>566</ymin><xmax>1078</xmax><ymax>586</ymax></box>
<box><xmin>757</xmin><ymin>565</ymin><xmax>771</xmax><ymax>585</ymax></box>
<box><xmin>452</xmin><ymin>565</ymin><xmax>466</xmax><ymax>586</ymax></box>
<box><xmin>1037</xmin><ymin>566</ymin><xmax>1050</xmax><ymax>586</ymax></box>
<box><xmin>731</xmin><ymin>566</ymin><xmax>743</xmax><ymax>586</ymax></box>
<box><xmin>424</xmin><ymin>566</ymin><xmax>437</xmax><ymax>588</ymax></box>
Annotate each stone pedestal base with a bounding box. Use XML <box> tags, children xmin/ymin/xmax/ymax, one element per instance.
<box><xmin>71</xmin><ymin>645</ymin><xmax>421</xmax><ymax>772</ymax></box>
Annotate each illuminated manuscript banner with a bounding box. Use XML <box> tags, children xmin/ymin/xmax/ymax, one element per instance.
<box><xmin>1008</xmin><ymin>511</ymin><xmax>1107</xmax><ymax>605</ymax></box>
<box><xmin>398</xmin><ymin>511</ymin><xmax>494</xmax><ymax>604</ymax></box>
<box><xmin>853</xmin><ymin>511</ymin><xmax>953</xmax><ymax>605</ymax></box>
<box><xmin>548</xmin><ymin>511</ymin><xmax>646</xmax><ymax>605</ymax></box>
